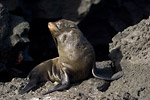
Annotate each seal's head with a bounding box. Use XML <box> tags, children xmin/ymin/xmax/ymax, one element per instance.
<box><xmin>48</xmin><ymin>19</ymin><xmax>81</xmax><ymax>46</ymax></box>
<box><xmin>48</xmin><ymin>19</ymin><xmax>77</xmax><ymax>37</ymax></box>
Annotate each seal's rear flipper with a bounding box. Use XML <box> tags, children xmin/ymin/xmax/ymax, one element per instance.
<box><xmin>92</xmin><ymin>67</ymin><xmax>123</xmax><ymax>81</ymax></box>
<box><xmin>43</xmin><ymin>69</ymin><xmax>70</xmax><ymax>95</ymax></box>
<box><xmin>19</xmin><ymin>79</ymin><xmax>37</xmax><ymax>95</ymax></box>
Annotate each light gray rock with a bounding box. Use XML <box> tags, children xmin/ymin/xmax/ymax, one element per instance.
<box><xmin>9</xmin><ymin>15</ymin><xmax>29</xmax><ymax>46</ymax></box>
<box><xmin>108</xmin><ymin>17</ymin><xmax>150</xmax><ymax>100</ymax></box>
<box><xmin>109</xmin><ymin>17</ymin><xmax>150</xmax><ymax>65</ymax></box>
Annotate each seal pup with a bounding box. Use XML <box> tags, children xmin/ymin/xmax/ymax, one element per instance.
<box><xmin>19</xmin><ymin>19</ymin><xmax>123</xmax><ymax>95</ymax></box>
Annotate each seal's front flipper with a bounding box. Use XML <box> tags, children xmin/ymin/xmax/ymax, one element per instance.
<box><xmin>43</xmin><ymin>69</ymin><xmax>70</xmax><ymax>95</ymax></box>
<box><xmin>42</xmin><ymin>80</ymin><xmax>70</xmax><ymax>95</ymax></box>
<box><xmin>19</xmin><ymin>79</ymin><xmax>37</xmax><ymax>95</ymax></box>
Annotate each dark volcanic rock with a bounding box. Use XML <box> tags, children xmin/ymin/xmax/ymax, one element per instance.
<box><xmin>3</xmin><ymin>0</ymin><xmax>101</xmax><ymax>21</ymax></box>
<box><xmin>0</xmin><ymin>3</ymin><xmax>31</xmax><ymax>81</ymax></box>
<box><xmin>3</xmin><ymin>0</ymin><xmax>150</xmax><ymax>61</ymax></box>
<box><xmin>2</xmin><ymin>59</ymin><xmax>148</xmax><ymax>99</ymax></box>
<box><xmin>0</xmin><ymin>3</ymin><xmax>10</xmax><ymax>50</ymax></box>
<box><xmin>0</xmin><ymin>61</ymin><xmax>112</xmax><ymax>100</ymax></box>
<box><xmin>0</xmin><ymin>1</ymin><xmax>150</xmax><ymax>100</ymax></box>
<box><xmin>63</xmin><ymin>0</ymin><xmax>95</xmax><ymax>21</ymax></box>
<box><xmin>3</xmin><ymin>0</ymin><xmax>64</xmax><ymax>20</ymax></box>
<box><xmin>78</xmin><ymin>0</ymin><xmax>150</xmax><ymax>61</ymax></box>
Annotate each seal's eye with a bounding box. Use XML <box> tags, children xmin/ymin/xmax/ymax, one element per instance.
<box><xmin>56</xmin><ymin>21</ymin><xmax>62</xmax><ymax>29</ymax></box>
<box><xmin>56</xmin><ymin>23</ymin><xmax>61</xmax><ymax>29</ymax></box>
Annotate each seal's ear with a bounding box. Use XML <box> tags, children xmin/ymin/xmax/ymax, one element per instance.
<box><xmin>69</xmin><ymin>24</ymin><xmax>76</xmax><ymax>28</ymax></box>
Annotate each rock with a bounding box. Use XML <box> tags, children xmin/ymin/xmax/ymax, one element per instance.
<box><xmin>0</xmin><ymin>3</ymin><xmax>31</xmax><ymax>79</ymax></box>
<box><xmin>0</xmin><ymin>61</ymin><xmax>111</xmax><ymax>100</ymax></box>
<box><xmin>109</xmin><ymin>17</ymin><xmax>150</xmax><ymax>65</ymax></box>
<box><xmin>28</xmin><ymin>0</ymin><xmax>64</xmax><ymax>19</ymax></box>
<box><xmin>1</xmin><ymin>59</ymin><xmax>148</xmax><ymax>99</ymax></box>
<box><xmin>1</xmin><ymin>0</ymin><xmax>18</xmax><ymax>11</ymax></box>
<box><xmin>63</xmin><ymin>0</ymin><xmax>95</xmax><ymax>21</ymax></box>
<box><xmin>0</xmin><ymin>3</ymin><xmax>10</xmax><ymax>50</ymax></box>
<box><xmin>0</xmin><ymin>3</ymin><xmax>10</xmax><ymax>72</ymax></box>
<box><xmin>0</xmin><ymin>2</ymin><xmax>30</xmax><ymax>51</ymax></box>
<box><xmin>9</xmin><ymin>15</ymin><xmax>30</xmax><ymax>47</ymax></box>
<box><xmin>1</xmin><ymin>0</ymin><xmax>63</xmax><ymax>22</ymax></box>
<box><xmin>0</xmin><ymin>61</ymin><xmax>110</xmax><ymax>99</ymax></box>
<box><xmin>4</xmin><ymin>0</ymin><xmax>150</xmax><ymax>61</ymax></box>
<box><xmin>108</xmin><ymin>17</ymin><xmax>150</xmax><ymax>100</ymax></box>
<box><xmin>2</xmin><ymin>0</ymin><xmax>64</xmax><ymax>19</ymax></box>
<box><xmin>3</xmin><ymin>0</ymin><xmax>101</xmax><ymax>21</ymax></box>
<box><xmin>0</xmin><ymin>1</ymin><xmax>150</xmax><ymax>99</ymax></box>
<box><xmin>78</xmin><ymin>0</ymin><xmax>150</xmax><ymax>60</ymax></box>
<box><xmin>99</xmin><ymin>92</ymin><xmax>138</xmax><ymax>100</ymax></box>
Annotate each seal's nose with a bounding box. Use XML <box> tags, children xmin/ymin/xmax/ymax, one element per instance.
<box><xmin>48</xmin><ymin>22</ymin><xmax>57</xmax><ymax>33</ymax></box>
<box><xmin>48</xmin><ymin>22</ymin><xmax>50</xmax><ymax>25</ymax></box>
<box><xmin>48</xmin><ymin>22</ymin><xmax>56</xmax><ymax>28</ymax></box>
<box><xmin>48</xmin><ymin>22</ymin><xmax>52</xmax><ymax>28</ymax></box>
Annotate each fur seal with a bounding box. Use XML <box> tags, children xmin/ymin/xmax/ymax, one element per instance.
<box><xmin>19</xmin><ymin>19</ymin><xmax>123</xmax><ymax>95</ymax></box>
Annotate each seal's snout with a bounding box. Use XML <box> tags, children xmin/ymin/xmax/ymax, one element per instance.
<box><xmin>48</xmin><ymin>22</ymin><xmax>53</xmax><ymax>29</ymax></box>
<box><xmin>48</xmin><ymin>22</ymin><xmax>60</xmax><ymax>38</ymax></box>
<box><xmin>48</xmin><ymin>22</ymin><xmax>57</xmax><ymax>33</ymax></box>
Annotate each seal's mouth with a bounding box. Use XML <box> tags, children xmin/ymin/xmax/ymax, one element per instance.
<box><xmin>48</xmin><ymin>22</ymin><xmax>58</xmax><ymax>47</ymax></box>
